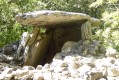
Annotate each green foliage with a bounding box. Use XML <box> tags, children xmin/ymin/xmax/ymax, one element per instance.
<box><xmin>91</xmin><ymin>0</ymin><xmax>119</xmax><ymax>51</ymax></box>
<box><xmin>40</xmin><ymin>0</ymin><xmax>98</xmax><ymax>17</ymax></box>
<box><xmin>0</xmin><ymin>0</ymin><xmax>47</xmax><ymax>47</ymax></box>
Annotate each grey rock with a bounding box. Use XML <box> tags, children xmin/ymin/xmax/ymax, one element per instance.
<box><xmin>36</xmin><ymin>65</ymin><xmax>42</xmax><ymax>70</ymax></box>
<box><xmin>88</xmin><ymin>48</ymin><xmax>97</xmax><ymax>55</ymax></box>
<box><xmin>0</xmin><ymin>40</ymin><xmax>25</xmax><ymax>65</ymax></box>
<box><xmin>83</xmin><ymin>40</ymin><xmax>91</xmax><ymax>46</ymax></box>
<box><xmin>54</xmin><ymin>53</ymin><xmax>63</xmax><ymax>60</ymax></box>
<box><xmin>106</xmin><ymin>47</ymin><xmax>117</xmax><ymax>58</ymax></box>
<box><xmin>18</xmin><ymin>75</ymin><xmax>33</xmax><ymax>80</ymax></box>
<box><xmin>33</xmin><ymin>71</ymin><xmax>44</xmax><ymax>80</ymax></box>
<box><xmin>89</xmin><ymin>71</ymin><xmax>104</xmax><ymax>80</ymax></box>
<box><xmin>70</xmin><ymin>61</ymin><xmax>80</xmax><ymax>69</ymax></box>
<box><xmin>1</xmin><ymin>40</ymin><xmax>20</xmax><ymax>55</ymax></box>
<box><xmin>1</xmin><ymin>53</ymin><xmax>119</xmax><ymax>79</ymax></box>
<box><xmin>62</xmin><ymin>41</ymin><xmax>79</xmax><ymax>53</ymax></box>
<box><xmin>82</xmin><ymin>49</ymin><xmax>88</xmax><ymax>56</ymax></box>
<box><xmin>78</xmin><ymin>64</ymin><xmax>92</xmax><ymax>75</ymax></box>
<box><xmin>22</xmin><ymin>66</ymin><xmax>35</xmax><ymax>70</ymax></box>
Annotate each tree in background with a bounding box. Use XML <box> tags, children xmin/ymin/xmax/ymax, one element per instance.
<box><xmin>90</xmin><ymin>0</ymin><xmax>119</xmax><ymax>51</ymax></box>
<box><xmin>40</xmin><ymin>0</ymin><xmax>100</xmax><ymax>17</ymax></box>
<box><xmin>0</xmin><ymin>0</ymin><xmax>46</xmax><ymax>47</ymax></box>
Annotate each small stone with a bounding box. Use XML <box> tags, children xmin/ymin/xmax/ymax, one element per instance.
<box><xmin>15</xmin><ymin>69</ymin><xmax>29</xmax><ymax>78</ymax></box>
<box><xmin>54</xmin><ymin>53</ymin><xmax>62</xmax><ymax>60</ymax></box>
<box><xmin>78</xmin><ymin>64</ymin><xmax>92</xmax><ymax>75</ymax></box>
<box><xmin>83</xmin><ymin>40</ymin><xmax>90</xmax><ymax>46</ymax></box>
<box><xmin>43</xmin><ymin>72</ymin><xmax>53</xmax><ymax>80</ymax></box>
<box><xmin>42</xmin><ymin>64</ymin><xmax>51</xmax><ymax>72</ymax></box>
<box><xmin>69</xmin><ymin>68</ymin><xmax>80</xmax><ymax>77</ymax></box>
<box><xmin>108</xmin><ymin>68</ymin><xmax>119</xmax><ymax>77</ymax></box>
<box><xmin>61</xmin><ymin>71</ymin><xmax>71</xmax><ymax>77</ymax></box>
<box><xmin>93</xmin><ymin>40</ymin><xmax>100</xmax><ymax>46</ymax></box>
<box><xmin>106</xmin><ymin>47</ymin><xmax>117</xmax><ymax>58</ymax></box>
<box><xmin>116</xmin><ymin>54</ymin><xmax>119</xmax><ymax>58</ymax></box>
<box><xmin>52</xmin><ymin>72</ymin><xmax>62</xmax><ymax>79</ymax></box>
<box><xmin>114</xmin><ymin>59</ymin><xmax>119</xmax><ymax>66</ymax></box>
<box><xmin>82</xmin><ymin>49</ymin><xmax>88</xmax><ymax>56</ymax></box>
<box><xmin>22</xmin><ymin>66</ymin><xmax>35</xmax><ymax>70</ymax></box>
<box><xmin>51</xmin><ymin>60</ymin><xmax>62</xmax><ymax>67</ymax></box>
<box><xmin>89</xmin><ymin>71</ymin><xmax>104</xmax><ymax>80</ymax></box>
<box><xmin>36</xmin><ymin>65</ymin><xmax>42</xmax><ymax>70</ymax></box>
<box><xmin>70</xmin><ymin>62</ymin><xmax>80</xmax><ymax>69</ymax></box>
<box><xmin>78</xmin><ymin>45</ymin><xmax>85</xmax><ymax>52</ymax></box>
<box><xmin>62</xmin><ymin>41</ymin><xmax>78</xmax><ymax>53</ymax></box>
<box><xmin>99</xmin><ymin>78</ymin><xmax>107</xmax><ymax>80</ymax></box>
<box><xmin>19</xmin><ymin>75</ymin><xmax>32</xmax><ymax>80</ymax></box>
<box><xmin>43</xmin><ymin>64</ymin><xmax>50</xmax><ymax>69</ymax></box>
<box><xmin>94</xmin><ymin>59</ymin><xmax>103</xmax><ymax>68</ymax></box>
<box><xmin>60</xmin><ymin>62</ymin><xmax>68</xmax><ymax>67</ymax></box>
<box><xmin>107</xmin><ymin>76</ymin><xmax>119</xmax><ymax>80</ymax></box>
<box><xmin>88</xmin><ymin>48</ymin><xmax>97</xmax><ymax>55</ymax></box>
<box><xmin>54</xmin><ymin>67</ymin><xmax>68</xmax><ymax>73</ymax></box>
<box><xmin>33</xmin><ymin>72</ymin><xmax>44</xmax><ymax>80</ymax></box>
<box><xmin>87</xmin><ymin>63</ymin><xmax>95</xmax><ymax>68</ymax></box>
<box><xmin>80</xmin><ymin>57</ymin><xmax>95</xmax><ymax>65</ymax></box>
<box><xmin>4</xmin><ymin>73</ymin><xmax>15</xmax><ymax>80</ymax></box>
<box><xmin>101</xmin><ymin>57</ymin><xmax>115</xmax><ymax>66</ymax></box>
<box><xmin>94</xmin><ymin>45</ymin><xmax>99</xmax><ymax>52</ymax></box>
<box><xmin>0</xmin><ymin>68</ymin><xmax>14</xmax><ymax>79</ymax></box>
<box><xmin>99</xmin><ymin>46</ymin><xmax>106</xmax><ymax>54</ymax></box>
<box><xmin>63</xmin><ymin>56</ymin><xmax>76</xmax><ymax>63</ymax></box>
<box><xmin>78</xmin><ymin>40</ymin><xmax>83</xmax><ymax>45</ymax></box>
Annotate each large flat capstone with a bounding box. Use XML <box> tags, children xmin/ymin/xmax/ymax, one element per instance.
<box><xmin>16</xmin><ymin>10</ymin><xmax>100</xmax><ymax>28</ymax></box>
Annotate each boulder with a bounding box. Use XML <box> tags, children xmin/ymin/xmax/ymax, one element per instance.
<box><xmin>0</xmin><ymin>41</ymin><xmax>20</xmax><ymax>63</ymax></box>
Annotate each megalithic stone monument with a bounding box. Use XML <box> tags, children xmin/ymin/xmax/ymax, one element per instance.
<box><xmin>15</xmin><ymin>10</ymin><xmax>100</xmax><ymax>67</ymax></box>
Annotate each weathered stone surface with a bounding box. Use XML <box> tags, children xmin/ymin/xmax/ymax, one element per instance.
<box><xmin>54</xmin><ymin>40</ymin><xmax>105</xmax><ymax>58</ymax></box>
<box><xmin>1</xmin><ymin>40</ymin><xmax>119</xmax><ymax>79</ymax></box>
<box><xmin>1</xmin><ymin>41</ymin><xmax>19</xmax><ymax>55</ymax></box>
<box><xmin>106</xmin><ymin>47</ymin><xmax>118</xmax><ymax>58</ymax></box>
<box><xmin>1</xmin><ymin>50</ymin><xmax>119</xmax><ymax>79</ymax></box>
<box><xmin>0</xmin><ymin>41</ymin><xmax>20</xmax><ymax>64</ymax></box>
<box><xmin>23</xmin><ymin>27</ymin><xmax>52</xmax><ymax>67</ymax></box>
<box><xmin>16</xmin><ymin>10</ymin><xmax>100</xmax><ymax>28</ymax></box>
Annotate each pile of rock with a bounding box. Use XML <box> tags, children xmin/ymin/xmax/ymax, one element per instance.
<box><xmin>1</xmin><ymin>40</ymin><xmax>119</xmax><ymax>80</ymax></box>
<box><xmin>1</xmin><ymin>56</ymin><xmax>119</xmax><ymax>80</ymax></box>
<box><xmin>55</xmin><ymin>40</ymin><xmax>105</xmax><ymax>59</ymax></box>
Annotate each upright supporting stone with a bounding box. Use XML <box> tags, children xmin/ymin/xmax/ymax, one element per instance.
<box><xmin>81</xmin><ymin>21</ymin><xmax>92</xmax><ymax>40</ymax></box>
<box><xmin>23</xmin><ymin>27</ymin><xmax>52</xmax><ymax>67</ymax></box>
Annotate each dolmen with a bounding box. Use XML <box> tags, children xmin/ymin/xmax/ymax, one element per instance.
<box><xmin>16</xmin><ymin>10</ymin><xmax>100</xmax><ymax>67</ymax></box>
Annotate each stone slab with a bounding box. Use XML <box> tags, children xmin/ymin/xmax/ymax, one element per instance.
<box><xmin>16</xmin><ymin>10</ymin><xmax>100</xmax><ymax>28</ymax></box>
